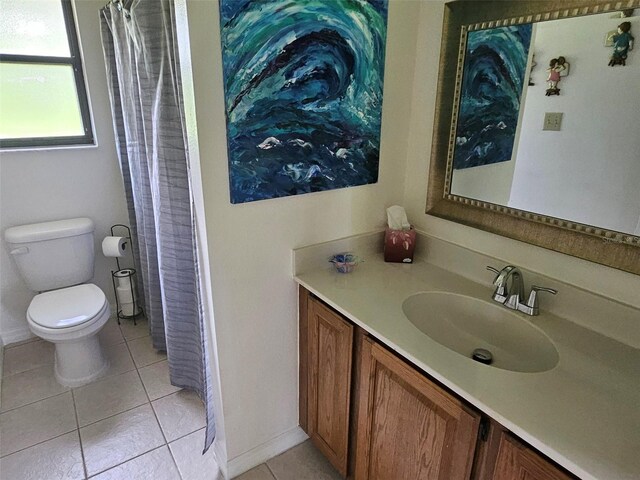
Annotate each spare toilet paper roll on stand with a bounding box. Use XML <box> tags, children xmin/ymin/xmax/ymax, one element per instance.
<box><xmin>102</xmin><ymin>236</ymin><xmax>127</xmax><ymax>257</ymax></box>
<box><xmin>104</xmin><ymin>225</ymin><xmax>144</xmax><ymax>322</ymax></box>
<box><xmin>114</xmin><ymin>269</ymin><xmax>138</xmax><ymax>317</ymax></box>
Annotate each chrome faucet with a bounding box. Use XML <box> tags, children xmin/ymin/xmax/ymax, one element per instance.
<box><xmin>486</xmin><ymin>265</ymin><xmax>557</xmax><ymax>316</ymax></box>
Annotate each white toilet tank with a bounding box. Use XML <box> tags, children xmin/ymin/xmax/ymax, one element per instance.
<box><xmin>5</xmin><ymin>218</ymin><xmax>96</xmax><ymax>292</ymax></box>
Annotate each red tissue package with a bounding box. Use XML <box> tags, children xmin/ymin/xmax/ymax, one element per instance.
<box><xmin>384</xmin><ymin>227</ymin><xmax>416</xmax><ymax>263</ymax></box>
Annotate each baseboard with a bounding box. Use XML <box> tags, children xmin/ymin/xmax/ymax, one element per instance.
<box><xmin>0</xmin><ymin>326</ymin><xmax>34</xmax><ymax>346</ymax></box>
<box><xmin>227</xmin><ymin>426</ymin><xmax>308</xmax><ymax>478</ymax></box>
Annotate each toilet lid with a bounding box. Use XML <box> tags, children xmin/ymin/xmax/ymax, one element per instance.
<box><xmin>28</xmin><ymin>284</ymin><xmax>107</xmax><ymax>329</ymax></box>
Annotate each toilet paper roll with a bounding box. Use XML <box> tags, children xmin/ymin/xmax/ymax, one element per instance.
<box><xmin>116</xmin><ymin>285</ymin><xmax>134</xmax><ymax>304</ymax></box>
<box><xmin>102</xmin><ymin>236</ymin><xmax>127</xmax><ymax>257</ymax></box>
<box><xmin>114</xmin><ymin>269</ymin><xmax>134</xmax><ymax>289</ymax></box>
<box><xmin>120</xmin><ymin>302</ymin><xmax>135</xmax><ymax>316</ymax></box>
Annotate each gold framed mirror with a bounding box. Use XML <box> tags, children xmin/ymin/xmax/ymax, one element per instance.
<box><xmin>427</xmin><ymin>0</ymin><xmax>640</xmax><ymax>275</ymax></box>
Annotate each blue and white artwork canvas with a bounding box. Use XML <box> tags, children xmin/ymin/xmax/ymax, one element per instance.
<box><xmin>453</xmin><ymin>25</ymin><xmax>532</xmax><ymax>170</ymax></box>
<box><xmin>219</xmin><ymin>0</ymin><xmax>388</xmax><ymax>203</ymax></box>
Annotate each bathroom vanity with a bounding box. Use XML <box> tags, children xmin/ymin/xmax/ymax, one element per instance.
<box><xmin>292</xmin><ymin>3</ymin><xmax>640</xmax><ymax>476</ymax></box>
<box><xmin>293</xmin><ymin>233</ymin><xmax>640</xmax><ymax>480</ymax></box>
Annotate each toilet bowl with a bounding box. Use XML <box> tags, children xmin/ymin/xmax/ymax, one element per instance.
<box><xmin>27</xmin><ymin>283</ymin><xmax>111</xmax><ymax>387</ymax></box>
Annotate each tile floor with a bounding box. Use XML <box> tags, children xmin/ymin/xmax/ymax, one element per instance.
<box><xmin>0</xmin><ymin>317</ymin><xmax>340</xmax><ymax>480</ymax></box>
<box><xmin>234</xmin><ymin>441</ymin><xmax>342</xmax><ymax>480</ymax></box>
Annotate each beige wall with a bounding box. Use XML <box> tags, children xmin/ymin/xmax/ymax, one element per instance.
<box><xmin>183</xmin><ymin>0</ymin><xmax>421</xmax><ymax>467</ymax></box>
<box><xmin>0</xmin><ymin>0</ymin><xmax>130</xmax><ymax>343</ymax></box>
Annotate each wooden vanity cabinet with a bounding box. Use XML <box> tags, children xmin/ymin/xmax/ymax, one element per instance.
<box><xmin>301</xmin><ymin>291</ymin><xmax>354</xmax><ymax>476</ymax></box>
<box><xmin>354</xmin><ymin>336</ymin><xmax>481</xmax><ymax>480</ymax></box>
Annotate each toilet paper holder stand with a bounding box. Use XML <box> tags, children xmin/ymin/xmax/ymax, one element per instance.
<box><xmin>109</xmin><ymin>224</ymin><xmax>144</xmax><ymax>325</ymax></box>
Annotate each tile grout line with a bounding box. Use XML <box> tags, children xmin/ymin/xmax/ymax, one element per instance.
<box><xmin>126</xmin><ymin>340</ymin><xmax>169</xmax><ymax>443</ymax></box>
<box><xmin>265</xmin><ymin>461</ymin><xmax>279</xmax><ymax>480</ymax></box>
<box><xmin>125</xmin><ymin>331</ymin><xmax>186</xmax><ymax>480</ymax></box>
<box><xmin>86</xmin><ymin>444</ymin><xmax>169</xmax><ymax>479</ymax></box>
<box><xmin>85</xmin><ymin>325</ymin><xmax>187</xmax><ymax>480</ymax></box>
<box><xmin>1</xmin><ymin>343</ymin><xmax>54</xmax><ymax>379</ymax></box>
<box><xmin>83</xmin><ymin>319</ymin><xmax>158</xmax><ymax>478</ymax></box>
<box><xmin>2</xmin><ymin>337</ymin><xmax>39</xmax><ymax>350</ymax></box>
<box><xmin>71</xmin><ymin>389</ymin><xmax>89</xmax><ymax>480</ymax></box>
<box><xmin>0</xmin><ymin>389</ymin><xmax>71</xmax><ymax>415</ymax></box>
<box><xmin>0</xmin><ymin>427</ymin><xmax>78</xmax><ymax>460</ymax></box>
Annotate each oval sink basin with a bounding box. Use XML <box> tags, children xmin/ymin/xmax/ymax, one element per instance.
<box><xmin>402</xmin><ymin>292</ymin><xmax>559</xmax><ymax>373</ymax></box>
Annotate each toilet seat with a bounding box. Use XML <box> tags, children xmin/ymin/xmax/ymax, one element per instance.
<box><xmin>28</xmin><ymin>284</ymin><xmax>108</xmax><ymax>331</ymax></box>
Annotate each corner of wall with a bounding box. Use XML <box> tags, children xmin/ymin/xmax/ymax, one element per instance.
<box><xmin>403</xmin><ymin>0</ymin><xmax>446</xmax><ymax>223</ymax></box>
<box><xmin>227</xmin><ymin>427</ymin><xmax>308</xmax><ymax>479</ymax></box>
<box><xmin>174</xmin><ymin>0</ymin><xmax>228</xmax><ymax>473</ymax></box>
<box><xmin>0</xmin><ymin>334</ymin><xmax>4</xmax><ymax>384</ymax></box>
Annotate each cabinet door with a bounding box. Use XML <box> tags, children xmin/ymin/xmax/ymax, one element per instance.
<box><xmin>355</xmin><ymin>338</ymin><xmax>480</xmax><ymax>480</ymax></box>
<box><xmin>492</xmin><ymin>433</ymin><xmax>574</xmax><ymax>480</ymax></box>
<box><xmin>307</xmin><ymin>296</ymin><xmax>354</xmax><ymax>477</ymax></box>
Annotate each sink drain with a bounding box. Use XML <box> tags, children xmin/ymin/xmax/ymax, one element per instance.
<box><xmin>471</xmin><ymin>348</ymin><xmax>493</xmax><ymax>365</ymax></box>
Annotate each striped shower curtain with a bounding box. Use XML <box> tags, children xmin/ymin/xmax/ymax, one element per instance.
<box><xmin>100</xmin><ymin>0</ymin><xmax>215</xmax><ymax>451</ymax></box>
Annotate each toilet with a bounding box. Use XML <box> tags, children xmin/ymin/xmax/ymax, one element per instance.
<box><xmin>5</xmin><ymin>218</ymin><xmax>110</xmax><ymax>387</ymax></box>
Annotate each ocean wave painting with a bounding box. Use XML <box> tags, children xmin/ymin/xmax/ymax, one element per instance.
<box><xmin>453</xmin><ymin>25</ymin><xmax>532</xmax><ymax>170</ymax></box>
<box><xmin>219</xmin><ymin>0</ymin><xmax>388</xmax><ymax>203</ymax></box>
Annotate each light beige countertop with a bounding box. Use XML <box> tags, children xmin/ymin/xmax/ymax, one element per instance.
<box><xmin>294</xmin><ymin>250</ymin><xmax>640</xmax><ymax>480</ymax></box>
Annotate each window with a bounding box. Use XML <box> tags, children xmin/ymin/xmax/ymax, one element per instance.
<box><xmin>0</xmin><ymin>0</ymin><xmax>93</xmax><ymax>148</ymax></box>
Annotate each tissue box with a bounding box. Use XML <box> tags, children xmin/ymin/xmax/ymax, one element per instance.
<box><xmin>384</xmin><ymin>227</ymin><xmax>416</xmax><ymax>263</ymax></box>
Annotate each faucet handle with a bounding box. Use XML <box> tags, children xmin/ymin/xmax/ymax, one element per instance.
<box><xmin>520</xmin><ymin>285</ymin><xmax>558</xmax><ymax>316</ymax></box>
<box><xmin>486</xmin><ymin>265</ymin><xmax>508</xmax><ymax>302</ymax></box>
<box><xmin>532</xmin><ymin>285</ymin><xmax>558</xmax><ymax>296</ymax></box>
<box><xmin>486</xmin><ymin>266</ymin><xmax>500</xmax><ymax>276</ymax></box>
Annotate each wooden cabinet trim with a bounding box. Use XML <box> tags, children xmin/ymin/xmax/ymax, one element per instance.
<box><xmin>307</xmin><ymin>296</ymin><xmax>354</xmax><ymax>477</ymax></box>
<box><xmin>299</xmin><ymin>286</ymin><xmax>309</xmax><ymax>433</ymax></box>
<box><xmin>471</xmin><ymin>419</ymin><xmax>504</xmax><ymax>480</ymax></box>
<box><xmin>354</xmin><ymin>336</ymin><xmax>376</xmax><ymax>480</ymax></box>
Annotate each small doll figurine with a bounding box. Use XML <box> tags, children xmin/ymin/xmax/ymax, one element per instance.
<box><xmin>608</xmin><ymin>22</ymin><xmax>634</xmax><ymax>66</ymax></box>
<box><xmin>546</xmin><ymin>57</ymin><xmax>568</xmax><ymax>96</ymax></box>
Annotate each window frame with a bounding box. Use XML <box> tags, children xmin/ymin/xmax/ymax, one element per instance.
<box><xmin>0</xmin><ymin>0</ymin><xmax>94</xmax><ymax>149</ymax></box>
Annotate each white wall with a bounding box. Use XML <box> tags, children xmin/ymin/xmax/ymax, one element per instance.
<box><xmin>0</xmin><ymin>0</ymin><xmax>129</xmax><ymax>344</ymax></box>
<box><xmin>182</xmin><ymin>0</ymin><xmax>419</xmax><ymax>468</ymax></box>
<box><xmin>450</xmin><ymin>160</ymin><xmax>514</xmax><ymax>204</ymax></box>
<box><xmin>509</xmin><ymin>14</ymin><xmax>640</xmax><ymax>235</ymax></box>
<box><xmin>404</xmin><ymin>1</ymin><xmax>640</xmax><ymax>310</ymax></box>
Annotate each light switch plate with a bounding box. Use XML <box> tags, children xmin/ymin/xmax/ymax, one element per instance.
<box><xmin>543</xmin><ymin>112</ymin><xmax>563</xmax><ymax>131</ymax></box>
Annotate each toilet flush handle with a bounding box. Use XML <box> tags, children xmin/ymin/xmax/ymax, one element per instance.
<box><xmin>9</xmin><ymin>246</ymin><xmax>29</xmax><ymax>255</ymax></box>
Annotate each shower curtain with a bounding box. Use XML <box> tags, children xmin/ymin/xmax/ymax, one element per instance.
<box><xmin>100</xmin><ymin>0</ymin><xmax>215</xmax><ymax>451</ymax></box>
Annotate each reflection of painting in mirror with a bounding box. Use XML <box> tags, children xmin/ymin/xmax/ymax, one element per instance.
<box><xmin>450</xmin><ymin>11</ymin><xmax>640</xmax><ymax>236</ymax></box>
<box><xmin>453</xmin><ymin>25</ymin><xmax>532</xmax><ymax>170</ymax></box>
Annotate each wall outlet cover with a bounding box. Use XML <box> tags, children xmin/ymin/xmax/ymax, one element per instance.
<box><xmin>543</xmin><ymin>112</ymin><xmax>563</xmax><ymax>131</ymax></box>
